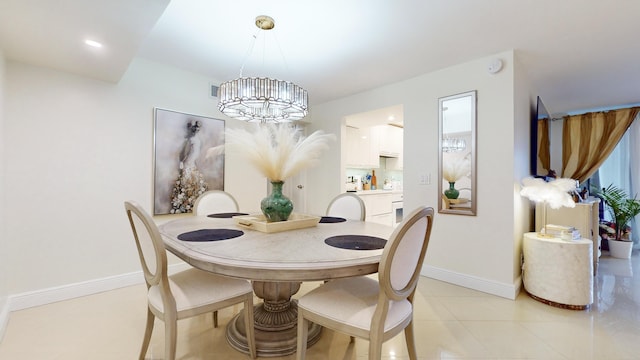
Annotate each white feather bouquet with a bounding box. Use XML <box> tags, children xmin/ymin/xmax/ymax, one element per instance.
<box><xmin>208</xmin><ymin>124</ymin><xmax>335</xmax><ymax>181</ymax></box>
<box><xmin>520</xmin><ymin>177</ymin><xmax>576</xmax><ymax>209</ymax></box>
<box><xmin>442</xmin><ymin>156</ymin><xmax>470</xmax><ymax>183</ymax></box>
<box><xmin>521</xmin><ymin>177</ymin><xmax>577</xmax><ymax>235</ymax></box>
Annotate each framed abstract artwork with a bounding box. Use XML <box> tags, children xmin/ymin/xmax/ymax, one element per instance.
<box><xmin>153</xmin><ymin>108</ymin><xmax>225</xmax><ymax>215</ymax></box>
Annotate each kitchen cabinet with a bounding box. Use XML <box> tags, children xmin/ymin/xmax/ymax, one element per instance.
<box><xmin>346</xmin><ymin>125</ymin><xmax>403</xmax><ymax>169</ymax></box>
<box><xmin>377</xmin><ymin>125</ymin><xmax>403</xmax><ymax>157</ymax></box>
<box><xmin>357</xmin><ymin>191</ymin><xmax>393</xmax><ymax>226</ymax></box>
<box><xmin>345</xmin><ymin>126</ymin><xmax>380</xmax><ymax>168</ymax></box>
<box><xmin>385</xmin><ymin>153</ymin><xmax>403</xmax><ymax>171</ymax></box>
<box><xmin>377</xmin><ymin>125</ymin><xmax>403</xmax><ymax>170</ymax></box>
<box><xmin>345</xmin><ymin>126</ymin><xmax>360</xmax><ymax>167</ymax></box>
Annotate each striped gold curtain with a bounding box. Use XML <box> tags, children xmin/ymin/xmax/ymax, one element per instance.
<box><xmin>537</xmin><ymin>118</ymin><xmax>550</xmax><ymax>174</ymax></box>
<box><xmin>562</xmin><ymin>107</ymin><xmax>640</xmax><ymax>183</ymax></box>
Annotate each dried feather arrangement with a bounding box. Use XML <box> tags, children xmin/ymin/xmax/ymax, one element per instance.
<box><xmin>520</xmin><ymin>177</ymin><xmax>576</xmax><ymax>209</ymax></box>
<box><xmin>207</xmin><ymin>124</ymin><xmax>335</xmax><ymax>181</ymax></box>
<box><xmin>442</xmin><ymin>156</ymin><xmax>470</xmax><ymax>182</ymax></box>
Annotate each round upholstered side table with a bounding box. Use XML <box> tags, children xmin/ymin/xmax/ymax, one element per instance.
<box><xmin>522</xmin><ymin>232</ymin><xmax>593</xmax><ymax>310</ymax></box>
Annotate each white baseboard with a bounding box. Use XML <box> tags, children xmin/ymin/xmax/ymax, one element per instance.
<box><xmin>422</xmin><ymin>264</ymin><xmax>522</xmax><ymax>300</ymax></box>
<box><xmin>8</xmin><ymin>262</ymin><xmax>191</xmax><ymax>312</ymax></box>
<box><xmin>0</xmin><ymin>297</ymin><xmax>9</xmax><ymax>343</ymax></box>
<box><xmin>1</xmin><ymin>262</ymin><xmax>522</xmax><ymax>341</ymax></box>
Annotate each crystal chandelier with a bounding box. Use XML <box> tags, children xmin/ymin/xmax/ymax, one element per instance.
<box><xmin>442</xmin><ymin>137</ymin><xmax>466</xmax><ymax>152</ymax></box>
<box><xmin>217</xmin><ymin>16</ymin><xmax>308</xmax><ymax>123</ymax></box>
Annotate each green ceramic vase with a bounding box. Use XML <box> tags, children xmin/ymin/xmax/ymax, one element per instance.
<box><xmin>444</xmin><ymin>182</ymin><xmax>459</xmax><ymax>199</ymax></box>
<box><xmin>261</xmin><ymin>181</ymin><xmax>293</xmax><ymax>222</ymax></box>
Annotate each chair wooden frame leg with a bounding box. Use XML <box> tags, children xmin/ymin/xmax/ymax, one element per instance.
<box><xmin>165</xmin><ymin>315</ymin><xmax>178</xmax><ymax>360</ymax></box>
<box><xmin>139</xmin><ymin>309</ymin><xmax>154</xmax><ymax>360</ymax></box>
<box><xmin>243</xmin><ymin>297</ymin><xmax>257</xmax><ymax>359</ymax></box>
<box><xmin>213</xmin><ymin>310</ymin><xmax>218</xmax><ymax>328</ymax></box>
<box><xmin>296</xmin><ymin>314</ymin><xmax>309</xmax><ymax>360</ymax></box>
<box><xmin>369</xmin><ymin>332</ymin><xmax>383</xmax><ymax>360</ymax></box>
<box><xmin>405</xmin><ymin>320</ymin><xmax>417</xmax><ymax>360</ymax></box>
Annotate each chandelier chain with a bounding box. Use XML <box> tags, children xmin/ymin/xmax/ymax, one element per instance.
<box><xmin>238</xmin><ymin>31</ymin><xmax>260</xmax><ymax>78</ymax></box>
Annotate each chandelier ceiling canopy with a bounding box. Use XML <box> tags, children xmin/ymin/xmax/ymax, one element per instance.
<box><xmin>217</xmin><ymin>15</ymin><xmax>309</xmax><ymax>123</ymax></box>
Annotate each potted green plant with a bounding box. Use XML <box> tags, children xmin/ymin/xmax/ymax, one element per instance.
<box><xmin>594</xmin><ymin>184</ymin><xmax>640</xmax><ymax>259</ymax></box>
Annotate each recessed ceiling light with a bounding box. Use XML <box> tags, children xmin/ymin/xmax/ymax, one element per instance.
<box><xmin>84</xmin><ymin>39</ymin><xmax>103</xmax><ymax>48</ymax></box>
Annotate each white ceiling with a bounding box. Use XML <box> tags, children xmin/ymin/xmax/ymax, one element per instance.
<box><xmin>1</xmin><ymin>0</ymin><xmax>639</xmax><ymax>116</ymax></box>
<box><xmin>346</xmin><ymin>104</ymin><xmax>404</xmax><ymax>129</ymax></box>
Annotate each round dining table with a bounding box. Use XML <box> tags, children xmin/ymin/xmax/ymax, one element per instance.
<box><xmin>158</xmin><ymin>214</ymin><xmax>394</xmax><ymax>357</ymax></box>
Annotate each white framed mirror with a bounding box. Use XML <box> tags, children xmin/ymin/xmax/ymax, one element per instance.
<box><xmin>438</xmin><ymin>90</ymin><xmax>477</xmax><ymax>215</ymax></box>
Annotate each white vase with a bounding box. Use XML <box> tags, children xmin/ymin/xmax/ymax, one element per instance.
<box><xmin>608</xmin><ymin>239</ymin><xmax>633</xmax><ymax>259</ymax></box>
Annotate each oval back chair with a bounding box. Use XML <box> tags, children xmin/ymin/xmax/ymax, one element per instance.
<box><xmin>296</xmin><ymin>206</ymin><xmax>434</xmax><ymax>360</ymax></box>
<box><xmin>124</xmin><ymin>201</ymin><xmax>256</xmax><ymax>359</ymax></box>
<box><xmin>326</xmin><ymin>193</ymin><xmax>366</xmax><ymax>221</ymax></box>
<box><xmin>193</xmin><ymin>190</ymin><xmax>240</xmax><ymax>215</ymax></box>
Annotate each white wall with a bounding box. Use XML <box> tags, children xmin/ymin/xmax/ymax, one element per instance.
<box><xmin>514</xmin><ymin>54</ymin><xmax>537</xmax><ymax>278</ymax></box>
<box><xmin>0</xmin><ymin>49</ymin><xmax>9</xmax><ymax>338</ymax></box>
<box><xmin>1</xmin><ymin>49</ymin><xmax>533</xmax><ymax>308</ymax></box>
<box><xmin>307</xmin><ymin>50</ymin><xmax>530</xmax><ymax>298</ymax></box>
<box><xmin>3</xmin><ymin>58</ymin><xmax>266</xmax><ymax>296</ymax></box>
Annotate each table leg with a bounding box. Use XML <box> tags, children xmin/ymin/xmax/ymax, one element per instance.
<box><xmin>226</xmin><ymin>281</ymin><xmax>322</xmax><ymax>357</ymax></box>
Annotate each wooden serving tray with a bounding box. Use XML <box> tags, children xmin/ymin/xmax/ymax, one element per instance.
<box><xmin>233</xmin><ymin>213</ymin><xmax>321</xmax><ymax>233</ymax></box>
<box><xmin>448</xmin><ymin>198</ymin><xmax>469</xmax><ymax>204</ymax></box>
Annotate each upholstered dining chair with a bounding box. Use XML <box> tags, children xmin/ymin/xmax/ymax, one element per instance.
<box><xmin>124</xmin><ymin>201</ymin><xmax>256</xmax><ymax>360</ymax></box>
<box><xmin>326</xmin><ymin>193</ymin><xmax>366</xmax><ymax>221</ymax></box>
<box><xmin>193</xmin><ymin>190</ymin><xmax>240</xmax><ymax>215</ymax></box>
<box><xmin>193</xmin><ymin>190</ymin><xmax>241</xmax><ymax>327</ymax></box>
<box><xmin>296</xmin><ymin>206</ymin><xmax>434</xmax><ymax>360</ymax></box>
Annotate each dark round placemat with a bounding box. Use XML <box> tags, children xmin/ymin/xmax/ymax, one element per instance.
<box><xmin>178</xmin><ymin>229</ymin><xmax>244</xmax><ymax>242</ymax></box>
<box><xmin>324</xmin><ymin>235</ymin><xmax>387</xmax><ymax>250</ymax></box>
<box><xmin>207</xmin><ymin>212</ymin><xmax>249</xmax><ymax>218</ymax></box>
<box><xmin>319</xmin><ymin>216</ymin><xmax>347</xmax><ymax>223</ymax></box>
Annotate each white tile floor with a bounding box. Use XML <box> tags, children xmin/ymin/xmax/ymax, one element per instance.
<box><xmin>1</xmin><ymin>250</ymin><xmax>639</xmax><ymax>359</ymax></box>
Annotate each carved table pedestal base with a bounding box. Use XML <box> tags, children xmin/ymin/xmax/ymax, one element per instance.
<box><xmin>226</xmin><ymin>281</ymin><xmax>322</xmax><ymax>357</ymax></box>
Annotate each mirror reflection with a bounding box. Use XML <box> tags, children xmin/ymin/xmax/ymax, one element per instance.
<box><xmin>439</xmin><ymin>91</ymin><xmax>477</xmax><ymax>215</ymax></box>
<box><xmin>532</xmin><ymin>96</ymin><xmax>551</xmax><ymax>177</ymax></box>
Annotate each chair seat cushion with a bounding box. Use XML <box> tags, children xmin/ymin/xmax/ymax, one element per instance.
<box><xmin>148</xmin><ymin>268</ymin><xmax>252</xmax><ymax>313</ymax></box>
<box><xmin>298</xmin><ymin>276</ymin><xmax>412</xmax><ymax>332</ymax></box>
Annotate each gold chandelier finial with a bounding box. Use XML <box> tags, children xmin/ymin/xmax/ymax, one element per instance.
<box><xmin>255</xmin><ymin>15</ymin><xmax>275</xmax><ymax>30</ymax></box>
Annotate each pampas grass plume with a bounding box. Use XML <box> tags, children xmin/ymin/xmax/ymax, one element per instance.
<box><xmin>209</xmin><ymin>124</ymin><xmax>335</xmax><ymax>181</ymax></box>
<box><xmin>442</xmin><ymin>157</ymin><xmax>470</xmax><ymax>182</ymax></box>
